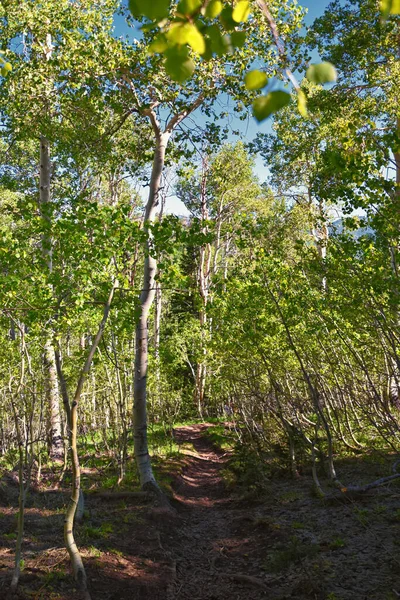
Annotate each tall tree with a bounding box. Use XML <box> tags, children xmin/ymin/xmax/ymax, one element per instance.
<box><xmin>117</xmin><ymin>0</ymin><xmax>306</xmax><ymax>493</ymax></box>
<box><xmin>0</xmin><ymin>0</ymin><xmax>129</xmax><ymax>460</ymax></box>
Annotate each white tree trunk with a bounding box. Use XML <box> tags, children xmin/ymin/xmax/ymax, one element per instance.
<box><xmin>195</xmin><ymin>158</ymin><xmax>210</xmax><ymax>416</ymax></box>
<box><xmin>133</xmin><ymin>131</ymin><xmax>170</xmax><ymax>494</ymax></box>
<box><xmin>40</xmin><ymin>136</ymin><xmax>62</xmax><ymax>460</ymax></box>
<box><xmin>131</xmin><ymin>95</ymin><xmax>203</xmax><ymax>495</ymax></box>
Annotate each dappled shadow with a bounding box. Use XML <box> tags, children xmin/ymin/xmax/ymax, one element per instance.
<box><xmin>2</xmin><ymin>425</ymin><xmax>400</xmax><ymax>600</ymax></box>
<box><xmin>171</xmin><ymin>423</ymin><xmax>231</xmax><ymax>509</ymax></box>
<box><xmin>0</xmin><ymin>501</ymin><xmax>174</xmax><ymax>600</ymax></box>
<box><xmin>163</xmin><ymin>423</ymin><xmax>400</xmax><ymax>600</ymax></box>
<box><xmin>0</xmin><ymin>477</ymin><xmax>172</xmax><ymax>600</ymax></box>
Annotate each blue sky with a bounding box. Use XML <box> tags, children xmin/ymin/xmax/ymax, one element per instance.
<box><xmin>113</xmin><ymin>1</ymin><xmax>332</xmax><ymax>214</ymax></box>
<box><xmin>302</xmin><ymin>0</ymin><xmax>331</xmax><ymax>24</ymax></box>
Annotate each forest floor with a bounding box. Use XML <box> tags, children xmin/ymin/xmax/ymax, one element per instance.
<box><xmin>1</xmin><ymin>422</ymin><xmax>400</xmax><ymax>600</ymax></box>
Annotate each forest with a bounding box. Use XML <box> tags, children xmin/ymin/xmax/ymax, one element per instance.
<box><xmin>0</xmin><ymin>0</ymin><xmax>399</xmax><ymax>598</ymax></box>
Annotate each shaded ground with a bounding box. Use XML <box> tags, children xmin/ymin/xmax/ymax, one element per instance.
<box><xmin>1</xmin><ymin>423</ymin><xmax>400</xmax><ymax>599</ymax></box>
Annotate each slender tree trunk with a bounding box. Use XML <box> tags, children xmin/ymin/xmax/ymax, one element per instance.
<box><xmin>154</xmin><ymin>284</ymin><xmax>162</xmax><ymax>363</ymax></box>
<box><xmin>64</xmin><ymin>281</ymin><xmax>116</xmax><ymax>596</ymax></box>
<box><xmin>111</xmin><ymin>334</ymin><xmax>128</xmax><ymax>485</ymax></box>
<box><xmin>195</xmin><ymin>157</ymin><xmax>210</xmax><ymax>417</ymax></box>
<box><xmin>131</xmin><ymin>95</ymin><xmax>203</xmax><ymax>495</ymax></box>
<box><xmin>39</xmin><ymin>34</ymin><xmax>62</xmax><ymax>460</ymax></box>
<box><xmin>154</xmin><ymin>185</ymin><xmax>166</xmax><ymax>408</ymax></box>
<box><xmin>154</xmin><ymin>281</ymin><xmax>162</xmax><ymax>385</ymax></box>
<box><xmin>64</xmin><ymin>394</ymin><xmax>87</xmax><ymax>592</ymax></box>
<box><xmin>309</xmin><ymin>190</ymin><xmax>328</xmax><ymax>290</ymax></box>
<box><xmin>133</xmin><ymin>130</ymin><xmax>170</xmax><ymax>495</ymax></box>
<box><xmin>195</xmin><ymin>309</ymin><xmax>208</xmax><ymax>417</ymax></box>
<box><xmin>44</xmin><ymin>339</ymin><xmax>62</xmax><ymax>458</ymax></box>
<box><xmin>40</xmin><ymin>136</ymin><xmax>62</xmax><ymax>460</ymax></box>
<box><xmin>9</xmin><ymin>340</ymin><xmax>26</xmax><ymax>593</ymax></box>
<box><xmin>388</xmin><ymin>114</ymin><xmax>400</xmax><ymax>398</ymax></box>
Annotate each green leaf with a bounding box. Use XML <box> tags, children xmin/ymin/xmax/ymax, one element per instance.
<box><xmin>230</xmin><ymin>30</ymin><xmax>246</xmax><ymax>48</ymax></box>
<box><xmin>204</xmin><ymin>0</ymin><xmax>223</xmax><ymax>18</ymax></box>
<box><xmin>207</xmin><ymin>24</ymin><xmax>231</xmax><ymax>55</ymax></box>
<box><xmin>167</xmin><ymin>23</ymin><xmax>205</xmax><ymax>54</ymax></box>
<box><xmin>166</xmin><ymin>23</ymin><xmax>187</xmax><ymax>45</ymax></box>
<box><xmin>244</xmin><ymin>69</ymin><xmax>268</xmax><ymax>91</ymax></box>
<box><xmin>297</xmin><ymin>89</ymin><xmax>308</xmax><ymax>117</ymax></box>
<box><xmin>202</xmin><ymin>37</ymin><xmax>214</xmax><ymax>60</ymax></box>
<box><xmin>149</xmin><ymin>34</ymin><xmax>169</xmax><ymax>54</ymax></box>
<box><xmin>232</xmin><ymin>0</ymin><xmax>250</xmax><ymax>22</ymax></box>
<box><xmin>219</xmin><ymin>5</ymin><xmax>237</xmax><ymax>30</ymax></box>
<box><xmin>141</xmin><ymin>20</ymin><xmax>160</xmax><ymax>32</ymax></box>
<box><xmin>306</xmin><ymin>62</ymin><xmax>337</xmax><ymax>85</ymax></box>
<box><xmin>128</xmin><ymin>0</ymin><xmax>170</xmax><ymax>21</ymax></box>
<box><xmin>380</xmin><ymin>0</ymin><xmax>400</xmax><ymax>18</ymax></box>
<box><xmin>1</xmin><ymin>62</ymin><xmax>11</xmax><ymax>76</ymax></box>
<box><xmin>252</xmin><ymin>91</ymin><xmax>291</xmax><ymax>122</ymax></box>
<box><xmin>177</xmin><ymin>0</ymin><xmax>202</xmax><ymax>15</ymax></box>
<box><xmin>185</xmin><ymin>24</ymin><xmax>206</xmax><ymax>54</ymax></box>
<box><xmin>165</xmin><ymin>48</ymin><xmax>195</xmax><ymax>82</ymax></box>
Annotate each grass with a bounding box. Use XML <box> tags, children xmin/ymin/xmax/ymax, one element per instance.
<box><xmin>353</xmin><ymin>507</ymin><xmax>370</xmax><ymax>527</ymax></box>
<box><xmin>329</xmin><ymin>537</ymin><xmax>346</xmax><ymax>550</ymax></box>
<box><xmin>80</xmin><ymin>522</ymin><xmax>114</xmax><ymax>541</ymax></box>
<box><xmin>148</xmin><ymin>425</ymin><xmax>181</xmax><ymax>456</ymax></box>
<box><xmin>42</xmin><ymin>568</ymin><xmax>68</xmax><ymax>585</ymax></box>
<box><xmin>108</xmin><ymin>547</ymin><xmax>123</xmax><ymax>557</ymax></box>
<box><xmin>0</xmin><ymin>448</ymin><xmax>19</xmax><ymax>472</ymax></box>
<box><xmin>201</xmin><ymin>424</ymin><xmax>235</xmax><ymax>451</ymax></box>
<box><xmin>373</xmin><ymin>503</ymin><xmax>387</xmax><ymax>515</ymax></box>
<box><xmin>87</xmin><ymin>545</ymin><xmax>102</xmax><ymax>557</ymax></box>
<box><xmin>278</xmin><ymin>490</ymin><xmax>304</xmax><ymax>504</ymax></box>
<box><xmin>291</xmin><ymin>521</ymin><xmax>306</xmax><ymax>529</ymax></box>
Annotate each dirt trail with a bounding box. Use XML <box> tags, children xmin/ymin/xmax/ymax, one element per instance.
<box><xmin>1</xmin><ymin>423</ymin><xmax>400</xmax><ymax>600</ymax></box>
<box><xmin>164</xmin><ymin>424</ymin><xmax>271</xmax><ymax>600</ymax></box>
<box><xmin>165</xmin><ymin>423</ymin><xmax>400</xmax><ymax>600</ymax></box>
<box><xmin>167</xmin><ymin>423</ymin><xmax>268</xmax><ymax>600</ymax></box>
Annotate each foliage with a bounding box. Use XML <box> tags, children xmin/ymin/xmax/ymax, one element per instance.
<box><xmin>0</xmin><ymin>0</ymin><xmax>400</xmax><ymax>590</ymax></box>
<box><xmin>127</xmin><ymin>0</ymin><xmax>338</xmax><ymax>120</ymax></box>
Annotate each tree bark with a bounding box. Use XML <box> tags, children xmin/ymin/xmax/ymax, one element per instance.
<box><xmin>195</xmin><ymin>156</ymin><xmax>210</xmax><ymax>417</ymax></box>
<box><xmin>131</xmin><ymin>95</ymin><xmax>204</xmax><ymax>496</ymax></box>
<box><xmin>9</xmin><ymin>336</ymin><xmax>26</xmax><ymax>594</ymax></box>
<box><xmin>134</xmin><ymin>129</ymin><xmax>170</xmax><ymax>495</ymax></box>
<box><xmin>154</xmin><ymin>185</ymin><xmax>166</xmax><ymax>407</ymax></box>
<box><xmin>40</xmin><ymin>136</ymin><xmax>63</xmax><ymax>461</ymax></box>
<box><xmin>64</xmin><ymin>281</ymin><xmax>116</xmax><ymax>595</ymax></box>
<box><xmin>44</xmin><ymin>339</ymin><xmax>62</xmax><ymax>458</ymax></box>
